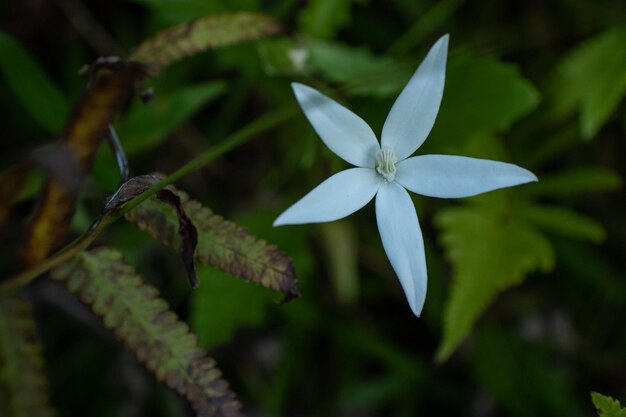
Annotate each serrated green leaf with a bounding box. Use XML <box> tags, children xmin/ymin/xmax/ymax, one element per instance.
<box><xmin>129</xmin><ymin>13</ymin><xmax>280</xmax><ymax>74</ymax></box>
<box><xmin>51</xmin><ymin>247</ymin><xmax>242</xmax><ymax>417</ymax></box>
<box><xmin>0</xmin><ymin>294</ymin><xmax>56</xmax><ymax>417</ymax></box>
<box><xmin>521</xmin><ymin>166</ymin><xmax>622</xmax><ymax>198</ymax></box>
<box><xmin>553</xmin><ymin>27</ymin><xmax>626</xmax><ymax>139</ymax></box>
<box><xmin>592</xmin><ymin>392</ymin><xmax>626</xmax><ymax>417</ymax></box>
<box><xmin>190</xmin><ymin>266</ymin><xmax>273</xmax><ymax>349</ymax></box>
<box><xmin>119</xmin><ymin>81</ymin><xmax>227</xmax><ymax>155</ymax></box>
<box><xmin>519</xmin><ymin>204</ymin><xmax>605</xmax><ymax>242</ymax></box>
<box><xmin>298</xmin><ymin>0</ymin><xmax>358</xmax><ymax>39</ymax></box>
<box><xmin>435</xmin><ymin>205</ymin><xmax>554</xmax><ymax>361</ymax></box>
<box><xmin>125</xmin><ymin>190</ymin><xmax>298</xmax><ymax>297</ymax></box>
<box><xmin>427</xmin><ymin>54</ymin><xmax>540</xmax><ymax>149</ymax></box>
<box><xmin>0</xmin><ymin>31</ymin><xmax>69</xmax><ymax>134</ymax></box>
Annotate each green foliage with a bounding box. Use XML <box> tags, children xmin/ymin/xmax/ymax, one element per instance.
<box><xmin>0</xmin><ymin>31</ymin><xmax>69</xmax><ymax>134</ymax></box>
<box><xmin>307</xmin><ymin>40</ymin><xmax>409</xmax><ymax>97</ymax></box>
<box><xmin>428</xmin><ymin>54</ymin><xmax>540</xmax><ymax>149</ymax></box>
<box><xmin>125</xmin><ymin>190</ymin><xmax>298</xmax><ymax>297</ymax></box>
<box><xmin>318</xmin><ymin>222</ymin><xmax>360</xmax><ymax>305</ymax></box>
<box><xmin>298</xmin><ymin>0</ymin><xmax>361</xmax><ymax>39</ymax></box>
<box><xmin>129</xmin><ymin>13</ymin><xmax>280</xmax><ymax>74</ymax></box>
<box><xmin>435</xmin><ymin>203</ymin><xmax>554</xmax><ymax>361</ymax></box>
<box><xmin>521</xmin><ymin>166</ymin><xmax>622</xmax><ymax>198</ymax></box>
<box><xmin>0</xmin><ymin>294</ymin><xmax>56</xmax><ymax>417</ymax></box>
<box><xmin>119</xmin><ymin>81</ymin><xmax>227</xmax><ymax>155</ymax></box>
<box><xmin>553</xmin><ymin>27</ymin><xmax>626</xmax><ymax>139</ymax></box>
<box><xmin>51</xmin><ymin>248</ymin><xmax>242</xmax><ymax>417</ymax></box>
<box><xmin>519</xmin><ymin>204</ymin><xmax>605</xmax><ymax>242</ymax></box>
<box><xmin>592</xmin><ymin>392</ymin><xmax>626</xmax><ymax>417</ymax></box>
<box><xmin>472</xmin><ymin>325</ymin><xmax>585</xmax><ymax>417</ymax></box>
<box><xmin>190</xmin><ymin>266</ymin><xmax>274</xmax><ymax>349</ymax></box>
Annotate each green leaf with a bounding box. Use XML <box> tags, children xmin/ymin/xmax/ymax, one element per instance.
<box><xmin>0</xmin><ymin>294</ymin><xmax>57</xmax><ymax>417</ymax></box>
<box><xmin>427</xmin><ymin>54</ymin><xmax>540</xmax><ymax>149</ymax></box>
<box><xmin>472</xmin><ymin>325</ymin><xmax>586</xmax><ymax>417</ymax></box>
<box><xmin>591</xmin><ymin>392</ymin><xmax>626</xmax><ymax>417</ymax></box>
<box><xmin>318</xmin><ymin>222</ymin><xmax>359</xmax><ymax>305</ymax></box>
<box><xmin>553</xmin><ymin>27</ymin><xmax>626</xmax><ymax>139</ymax></box>
<box><xmin>119</xmin><ymin>81</ymin><xmax>227</xmax><ymax>155</ymax></box>
<box><xmin>125</xmin><ymin>190</ymin><xmax>299</xmax><ymax>297</ymax></box>
<box><xmin>435</xmin><ymin>205</ymin><xmax>554</xmax><ymax>362</ymax></box>
<box><xmin>308</xmin><ymin>40</ymin><xmax>410</xmax><ymax>97</ymax></box>
<box><xmin>190</xmin><ymin>266</ymin><xmax>273</xmax><ymax>349</ymax></box>
<box><xmin>0</xmin><ymin>31</ymin><xmax>69</xmax><ymax>134</ymax></box>
<box><xmin>298</xmin><ymin>0</ymin><xmax>360</xmax><ymax>39</ymax></box>
<box><xmin>519</xmin><ymin>204</ymin><xmax>605</xmax><ymax>242</ymax></box>
<box><xmin>51</xmin><ymin>247</ymin><xmax>243</xmax><ymax>417</ymax></box>
<box><xmin>129</xmin><ymin>13</ymin><xmax>280</xmax><ymax>74</ymax></box>
<box><xmin>521</xmin><ymin>167</ymin><xmax>622</xmax><ymax>198</ymax></box>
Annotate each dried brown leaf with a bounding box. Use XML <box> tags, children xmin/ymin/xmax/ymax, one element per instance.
<box><xmin>125</xmin><ymin>189</ymin><xmax>298</xmax><ymax>298</ymax></box>
<box><xmin>0</xmin><ymin>294</ymin><xmax>57</xmax><ymax>417</ymax></box>
<box><xmin>51</xmin><ymin>247</ymin><xmax>242</xmax><ymax>417</ymax></box>
<box><xmin>20</xmin><ymin>61</ymin><xmax>147</xmax><ymax>267</ymax></box>
<box><xmin>106</xmin><ymin>174</ymin><xmax>198</xmax><ymax>287</ymax></box>
<box><xmin>0</xmin><ymin>164</ymin><xmax>29</xmax><ymax>233</ymax></box>
<box><xmin>129</xmin><ymin>13</ymin><xmax>280</xmax><ymax>74</ymax></box>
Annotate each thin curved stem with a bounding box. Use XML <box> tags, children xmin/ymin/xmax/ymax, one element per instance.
<box><xmin>106</xmin><ymin>124</ymin><xmax>131</xmax><ymax>185</ymax></box>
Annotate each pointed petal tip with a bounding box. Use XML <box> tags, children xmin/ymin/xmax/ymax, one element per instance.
<box><xmin>437</xmin><ymin>33</ymin><xmax>450</xmax><ymax>48</ymax></box>
<box><xmin>521</xmin><ymin>168</ymin><xmax>539</xmax><ymax>184</ymax></box>
<box><xmin>409</xmin><ymin>299</ymin><xmax>425</xmax><ymax>317</ymax></box>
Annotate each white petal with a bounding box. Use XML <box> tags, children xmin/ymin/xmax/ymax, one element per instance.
<box><xmin>375</xmin><ymin>181</ymin><xmax>427</xmax><ymax>316</ymax></box>
<box><xmin>396</xmin><ymin>154</ymin><xmax>538</xmax><ymax>198</ymax></box>
<box><xmin>292</xmin><ymin>83</ymin><xmax>380</xmax><ymax>168</ymax></box>
<box><xmin>381</xmin><ymin>35</ymin><xmax>448</xmax><ymax>160</ymax></box>
<box><xmin>274</xmin><ymin>168</ymin><xmax>381</xmax><ymax>226</ymax></box>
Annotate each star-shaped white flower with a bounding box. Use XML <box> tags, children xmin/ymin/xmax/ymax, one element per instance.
<box><xmin>274</xmin><ymin>35</ymin><xmax>537</xmax><ymax>316</ymax></box>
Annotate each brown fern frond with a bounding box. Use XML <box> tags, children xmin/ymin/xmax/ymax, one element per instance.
<box><xmin>51</xmin><ymin>248</ymin><xmax>243</xmax><ymax>417</ymax></box>
<box><xmin>0</xmin><ymin>293</ymin><xmax>57</xmax><ymax>417</ymax></box>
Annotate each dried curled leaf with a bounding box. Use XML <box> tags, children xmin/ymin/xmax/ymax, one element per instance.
<box><xmin>20</xmin><ymin>62</ymin><xmax>147</xmax><ymax>267</ymax></box>
<box><xmin>0</xmin><ymin>294</ymin><xmax>57</xmax><ymax>417</ymax></box>
<box><xmin>125</xmin><ymin>189</ymin><xmax>299</xmax><ymax>298</ymax></box>
<box><xmin>129</xmin><ymin>13</ymin><xmax>280</xmax><ymax>74</ymax></box>
<box><xmin>106</xmin><ymin>174</ymin><xmax>198</xmax><ymax>287</ymax></box>
<box><xmin>51</xmin><ymin>247</ymin><xmax>242</xmax><ymax>417</ymax></box>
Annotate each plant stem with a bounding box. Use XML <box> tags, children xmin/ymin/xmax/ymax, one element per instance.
<box><xmin>0</xmin><ymin>107</ymin><xmax>295</xmax><ymax>292</ymax></box>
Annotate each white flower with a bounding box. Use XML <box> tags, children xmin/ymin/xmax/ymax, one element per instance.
<box><xmin>274</xmin><ymin>35</ymin><xmax>537</xmax><ymax>316</ymax></box>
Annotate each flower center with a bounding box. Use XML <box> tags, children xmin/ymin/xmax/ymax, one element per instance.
<box><xmin>375</xmin><ymin>148</ymin><xmax>397</xmax><ymax>182</ymax></box>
